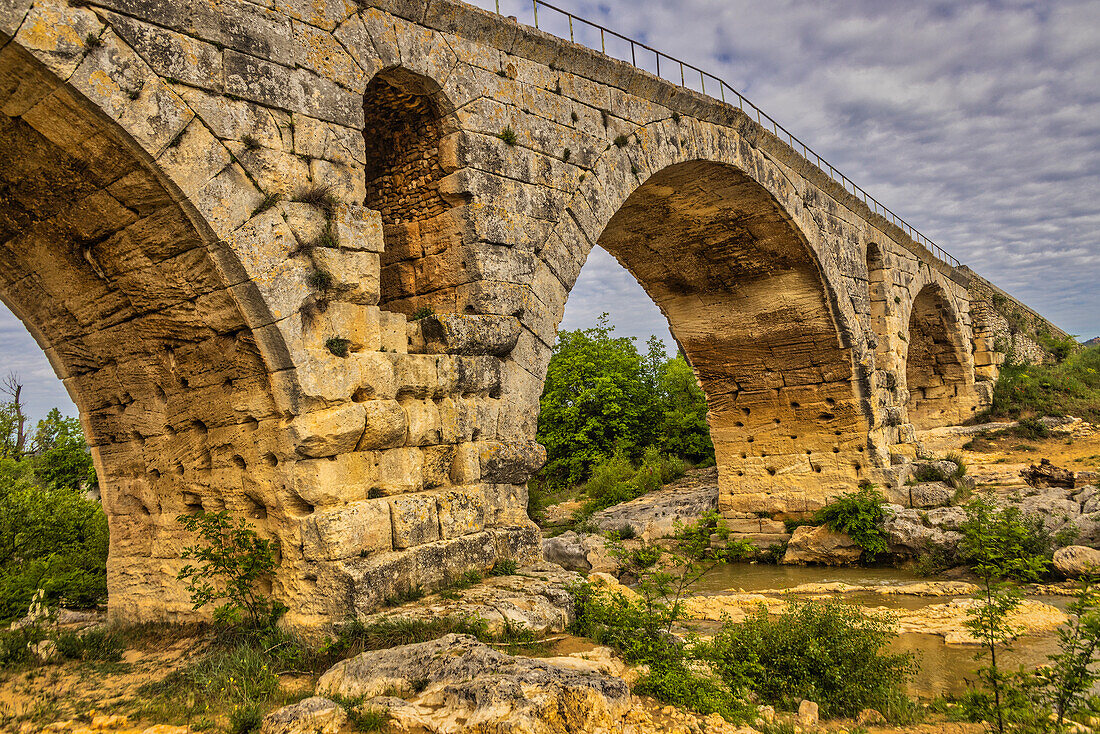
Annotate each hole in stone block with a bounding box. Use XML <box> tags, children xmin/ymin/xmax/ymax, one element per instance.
<box><xmin>192</xmin><ymin>419</ymin><xmax>208</xmax><ymax>435</ymax></box>
<box><xmin>264</xmin><ymin>453</ymin><xmax>279</xmax><ymax>467</ymax></box>
<box><xmin>353</xmin><ymin>388</ymin><xmax>373</xmax><ymax>403</ymax></box>
<box><xmin>244</xmin><ymin>416</ymin><xmax>259</xmax><ymax>431</ymax></box>
<box><xmin>818</xmin><ymin>412</ymin><xmax>835</xmax><ymax>421</ymax></box>
<box><xmin>232</xmin><ymin>454</ymin><xmax>247</xmax><ymax>470</ymax></box>
<box><xmin>766</xmin><ymin>467</ymin><xmax>776</xmax><ymax>476</ymax></box>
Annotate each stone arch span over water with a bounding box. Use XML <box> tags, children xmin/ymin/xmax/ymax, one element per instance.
<box><xmin>1</xmin><ymin>0</ymin><xmax>1065</xmax><ymax>624</ymax></box>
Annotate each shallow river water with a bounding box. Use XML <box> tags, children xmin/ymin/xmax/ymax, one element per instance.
<box><xmin>694</xmin><ymin>563</ymin><xmax>1067</xmax><ymax>698</ymax></box>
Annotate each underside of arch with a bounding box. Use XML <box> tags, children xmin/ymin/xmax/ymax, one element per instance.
<box><xmin>597</xmin><ymin>161</ymin><xmax>869</xmax><ymax>515</ymax></box>
<box><xmin>904</xmin><ymin>284</ymin><xmax>980</xmax><ymax>429</ymax></box>
<box><xmin>0</xmin><ymin>46</ymin><xmax>297</xmax><ymax>621</ymax></box>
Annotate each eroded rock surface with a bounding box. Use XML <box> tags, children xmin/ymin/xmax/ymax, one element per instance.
<box><xmin>363</xmin><ymin>563</ymin><xmax>580</xmax><ymax>634</ymax></box>
<box><xmin>588</xmin><ymin>477</ymin><xmax>719</xmax><ymax>541</ymax></box>
<box><xmin>781</xmin><ymin>525</ymin><xmax>862</xmax><ymax>565</ymax></box>
<box><xmin>1054</xmin><ymin>546</ymin><xmax>1100</xmax><ymax>578</ymax></box>
<box><xmin>316</xmin><ymin>634</ymin><xmax>632</xmax><ymax>733</ymax></box>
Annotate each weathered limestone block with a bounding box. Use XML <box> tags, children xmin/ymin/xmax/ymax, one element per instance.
<box><xmin>288</xmin><ymin>404</ymin><xmax>366</xmax><ymax>458</ymax></box>
<box><xmin>436</xmin><ymin>485</ymin><xmax>487</xmax><ymax>539</ymax></box>
<box><xmin>261</xmin><ymin>697</ymin><xmax>346</xmax><ymax>734</ymax></box>
<box><xmin>358</xmin><ymin>399</ymin><xmax>407</xmax><ymax>449</ymax></box>
<box><xmin>302</xmin><ymin>499</ymin><xmax>393</xmax><ymax>561</ymax></box>
<box><xmin>407</xmin><ymin>313</ymin><xmax>522</xmax><ymax>356</ymax></box>
<box><xmin>479</xmin><ymin>440</ymin><xmax>547</xmax><ymax>484</ymax></box>
<box><xmin>1054</xmin><ymin>546</ymin><xmax>1100</xmax><ymax>578</ymax></box>
<box><xmin>390</xmin><ymin>491</ymin><xmax>441</xmax><ymax>548</ymax></box>
<box><xmin>781</xmin><ymin>525</ymin><xmax>862</xmax><ymax>566</ymax></box>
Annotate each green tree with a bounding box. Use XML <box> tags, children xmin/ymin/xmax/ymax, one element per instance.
<box><xmin>28</xmin><ymin>408</ymin><xmax>97</xmax><ymax>492</ymax></box>
<box><xmin>961</xmin><ymin>493</ymin><xmax>1050</xmax><ymax>733</ymax></box>
<box><xmin>655</xmin><ymin>352</ymin><xmax>714</xmax><ymax>464</ymax></box>
<box><xmin>537</xmin><ymin>314</ymin><xmax>660</xmax><ymax>485</ymax></box>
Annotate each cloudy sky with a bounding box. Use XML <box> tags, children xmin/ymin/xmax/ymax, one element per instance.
<box><xmin>2</xmin><ymin>0</ymin><xmax>1098</xmax><ymax>420</ymax></box>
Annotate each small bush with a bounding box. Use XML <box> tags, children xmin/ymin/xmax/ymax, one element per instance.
<box><xmin>912</xmin><ymin>463</ymin><xmax>949</xmax><ymax>483</ymax></box>
<box><xmin>349</xmin><ymin>706</ymin><xmax>390</xmax><ymax>732</ymax></box>
<box><xmin>307</xmin><ymin>270</ymin><xmax>334</xmax><ymax>290</ymax></box>
<box><xmin>498</xmin><ymin>127</ymin><xmax>517</xmax><ymax>145</ymax></box>
<box><xmin>719</xmin><ymin>538</ymin><xmax>758</xmax><ymax>563</ymax></box>
<box><xmin>55</xmin><ymin>628</ymin><xmax>124</xmax><ymax>662</ymax></box>
<box><xmin>228</xmin><ymin>704</ymin><xmax>264</xmax><ymax>734</ymax></box>
<box><xmin>944</xmin><ymin>452</ymin><xmax>967</xmax><ymax>478</ymax></box>
<box><xmin>176</xmin><ymin>510</ymin><xmax>282</xmax><ymax>629</ymax></box>
<box><xmin>241</xmin><ymin>134</ymin><xmax>261</xmax><ymax>151</ymax></box>
<box><xmin>294</xmin><ymin>185</ymin><xmax>339</xmax><ymax>218</ymax></box>
<box><xmin>489</xmin><ymin>559</ymin><xmax>518</xmax><ymax>576</ymax></box>
<box><xmin>813</xmin><ymin>485</ymin><xmax>890</xmax><ymax>559</ymax></box>
<box><xmin>613</xmin><ymin>134</ymin><xmax>629</xmax><ymax>147</ymax></box>
<box><xmin>611</xmin><ymin>523</ymin><xmax>637</xmax><ymax>540</ymax></box>
<box><xmin>705</xmin><ymin>599</ymin><xmax>916</xmax><ymax>719</ymax></box>
<box><xmin>410</xmin><ymin>306</ymin><xmax>434</xmax><ymax>321</ymax></box>
<box><xmin>325</xmin><ymin>337</ymin><xmax>352</xmax><ymax>358</ymax></box>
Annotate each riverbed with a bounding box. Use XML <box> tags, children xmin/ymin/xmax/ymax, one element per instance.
<box><xmin>691</xmin><ymin>563</ymin><xmax>1068</xmax><ymax>698</ymax></box>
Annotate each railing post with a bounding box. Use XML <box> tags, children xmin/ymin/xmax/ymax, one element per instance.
<box><xmin>532</xmin><ymin>0</ymin><xmax>538</xmax><ymax>28</ymax></box>
<box><xmin>568</xmin><ymin>15</ymin><xmax>573</xmax><ymax>41</ymax></box>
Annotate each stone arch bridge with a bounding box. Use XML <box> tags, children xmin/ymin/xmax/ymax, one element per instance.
<box><xmin>0</xmin><ymin>0</ymin><xmax>1066</xmax><ymax>625</ymax></box>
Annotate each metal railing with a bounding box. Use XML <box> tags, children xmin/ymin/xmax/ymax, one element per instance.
<box><xmin>489</xmin><ymin>0</ymin><xmax>961</xmax><ymax>269</ymax></box>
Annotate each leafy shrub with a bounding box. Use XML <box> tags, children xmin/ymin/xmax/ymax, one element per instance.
<box><xmin>498</xmin><ymin>126</ymin><xmax>517</xmax><ymax>145</ymax></box>
<box><xmin>719</xmin><ymin>538</ymin><xmax>758</xmax><ymax>563</ymax></box>
<box><xmin>987</xmin><ymin>345</ymin><xmax>1100</xmax><ymax>423</ymax></box>
<box><xmin>960</xmin><ymin>493</ymin><xmax>1053</xmax><ymax>581</ymax></box>
<box><xmin>577</xmin><ymin>449</ymin><xmax>686</xmax><ymax>518</ymax></box>
<box><xmin>813</xmin><ymin>485</ymin><xmax>890</xmax><ymax>559</ymax></box>
<box><xmin>704</xmin><ymin>599</ymin><xmax>916</xmax><ymax>719</ymax></box>
<box><xmin>410</xmin><ymin>306</ymin><xmax>434</xmax><ymax>321</ymax></box>
<box><xmin>176</xmin><ymin>510</ymin><xmax>283</xmax><ymax>629</ymax></box>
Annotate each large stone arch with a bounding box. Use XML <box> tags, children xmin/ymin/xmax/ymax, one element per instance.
<box><xmin>902</xmin><ymin>282</ymin><xmax>981</xmax><ymax>429</ymax></box>
<box><xmin>520</xmin><ymin>120</ymin><xmax>875</xmax><ymax>516</ymax></box>
<box><xmin>0</xmin><ymin>33</ymin><xmax>304</xmax><ymax>622</ymax></box>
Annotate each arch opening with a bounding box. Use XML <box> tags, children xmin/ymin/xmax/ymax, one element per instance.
<box><xmin>364</xmin><ymin>69</ymin><xmax>462</xmax><ymax>317</ymax></box>
<box><xmin>0</xmin><ymin>48</ymin><xmax>298</xmax><ymax>621</ymax></box>
<box><xmin>903</xmin><ymin>284</ymin><xmax>978</xmax><ymax>429</ymax></box>
<box><xmin>582</xmin><ymin>160</ymin><xmax>869</xmax><ymax>516</ymax></box>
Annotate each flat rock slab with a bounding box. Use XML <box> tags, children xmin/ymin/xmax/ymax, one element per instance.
<box><xmin>364</xmin><ymin>562</ymin><xmax>581</xmax><ymax>634</ymax></box>
<box><xmin>316</xmin><ymin>633</ymin><xmax>632</xmax><ymax>733</ymax></box>
<box><xmin>588</xmin><ymin>471</ymin><xmax>719</xmax><ymax>542</ymax></box>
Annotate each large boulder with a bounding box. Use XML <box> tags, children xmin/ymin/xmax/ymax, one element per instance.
<box><xmin>316</xmin><ymin>634</ymin><xmax>632</xmax><ymax>733</ymax></box>
<box><xmin>541</xmin><ymin>532</ymin><xmax>616</xmax><ymax>573</ymax></box>
<box><xmin>1054</xmin><ymin>546</ymin><xmax>1100</xmax><ymax>578</ymax></box>
<box><xmin>588</xmin><ymin>483</ymin><xmax>719</xmax><ymax>541</ymax></box>
<box><xmin>882</xmin><ymin>505</ymin><xmax>965</xmax><ymax>559</ymax></box>
<box><xmin>781</xmin><ymin>525</ymin><xmax>862</xmax><ymax>565</ymax></box>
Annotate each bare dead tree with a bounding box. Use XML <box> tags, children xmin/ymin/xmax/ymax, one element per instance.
<box><xmin>1</xmin><ymin>372</ymin><xmax>27</xmax><ymax>460</ymax></box>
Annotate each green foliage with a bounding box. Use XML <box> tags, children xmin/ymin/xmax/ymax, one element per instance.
<box><xmin>489</xmin><ymin>559</ymin><xmax>518</xmax><ymax>576</ymax></box>
<box><xmin>961</xmin><ymin>492</ymin><xmax>1054</xmax><ymax>733</ymax></box>
<box><xmin>307</xmin><ymin>269</ymin><xmax>334</xmax><ymax>290</ymax></box>
<box><xmin>705</xmin><ymin>599</ymin><xmax>916</xmax><ymax>719</ymax></box>
<box><xmin>325</xmin><ymin>336</ymin><xmax>352</xmax><ymax>357</ymax></box>
<box><xmin>813</xmin><ymin>485</ymin><xmax>890</xmax><ymax>559</ymax></box>
<box><xmin>577</xmin><ymin>448</ymin><xmax>685</xmax><ymax>518</ymax></box>
<box><xmin>498</xmin><ymin>126</ymin><xmax>517</xmax><ymax>145</ymax></box>
<box><xmin>348</xmin><ymin>707</ymin><xmax>390</xmax><ymax>732</ymax></box>
<box><xmin>228</xmin><ymin>704</ymin><xmax>264</xmax><ymax>734</ymax></box>
<box><xmin>613</xmin><ymin>134</ymin><xmax>629</xmax><ymax>147</ymax></box>
<box><xmin>570</xmin><ymin>514</ymin><xmax>754</xmax><ymax>721</ymax></box>
<box><xmin>54</xmin><ymin>628</ymin><xmax>124</xmax><ymax>662</ymax></box>
<box><xmin>535</xmin><ymin>316</ymin><xmax>713</xmax><ymax>490</ymax></box>
<box><xmin>0</xmin><ymin>432</ymin><xmax>106</xmax><ymax>622</ymax></box>
<box><xmin>987</xmin><ymin>344</ymin><xmax>1100</xmax><ymax>423</ymax></box>
<box><xmin>410</xmin><ymin>306</ymin><xmax>434</xmax><ymax>320</ymax></box>
<box><xmin>960</xmin><ymin>493</ymin><xmax>1052</xmax><ymax>582</ymax></box>
<box><xmin>176</xmin><ymin>510</ymin><xmax>282</xmax><ymax>629</ymax></box>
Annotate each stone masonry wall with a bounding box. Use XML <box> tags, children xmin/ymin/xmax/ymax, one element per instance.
<box><xmin>0</xmin><ymin>0</ymin><xmax>1070</xmax><ymax>625</ymax></box>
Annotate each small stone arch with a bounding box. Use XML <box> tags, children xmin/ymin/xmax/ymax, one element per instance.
<box><xmin>903</xmin><ymin>282</ymin><xmax>980</xmax><ymax>429</ymax></box>
<box><xmin>364</xmin><ymin>67</ymin><xmax>464</xmax><ymax>316</ymax></box>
